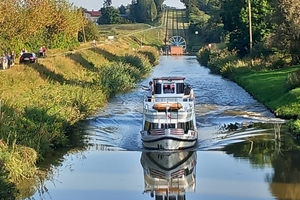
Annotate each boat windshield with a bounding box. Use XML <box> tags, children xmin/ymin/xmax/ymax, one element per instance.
<box><xmin>163</xmin><ymin>84</ymin><xmax>175</xmax><ymax>94</ymax></box>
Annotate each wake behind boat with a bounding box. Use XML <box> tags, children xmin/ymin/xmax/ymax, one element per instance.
<box><xmin>140</xmin><ymin>76</ymin><xmax>198</xmax><ymax>150</ymax></box>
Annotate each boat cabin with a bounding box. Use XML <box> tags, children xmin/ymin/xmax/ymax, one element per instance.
<box><xmin>153</xmin><ymin>77</ymin><xmax>187</xmax><ymax>98</ymax></box>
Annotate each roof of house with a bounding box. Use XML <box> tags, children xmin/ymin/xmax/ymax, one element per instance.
<box><xmin>85</xmin><ymin>10</ymin><xmax>101</xmax><ymax>17</ymax></box>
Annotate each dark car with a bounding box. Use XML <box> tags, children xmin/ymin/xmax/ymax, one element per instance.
<box><xmin>19</xmin><ymin>53</ymin><xmax>37</xmax><ymax>64</ymax></box>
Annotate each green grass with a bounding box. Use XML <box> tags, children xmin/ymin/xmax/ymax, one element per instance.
<box><xmin>233</xmin><ymin>67</ymin><xmax>300</xmax><ymax>113</ymax></box>
<box><xmin>197</xmin><ymin>44</ymin><xmax>300</xmax><ymax>135</ymax></box>
<box><xmin>234</xmin><ymin>67</ymin><xmax>299</xmax><ymax>105</ymax></box>
<box><xmin>0</xmin><ymin>37</ymin><xmax>160</xmax><ymax>198</ymax></box>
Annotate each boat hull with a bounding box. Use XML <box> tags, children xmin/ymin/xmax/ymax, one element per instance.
<box><xmin>141</xmin><ymin>132</ymin><xmax>197</xmax><ymax>150</ymax></box>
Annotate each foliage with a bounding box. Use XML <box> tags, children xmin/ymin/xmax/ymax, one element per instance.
<box><xmin>99</xmin><ymin>62</ymin><xmax>139</xmax><ymax>97</ymax></box>
<box><xmin>119</xmin><ymin>4</ymin><xmax>127</xmax><ymax>14</ymax></box>
<box><xmin>189</xmin><ymin>4</ymin><xmax>210</xmax><ymax>26</ymax></box>
<box><xmin>220</xmin><ymin>0</ymin><xmax>275</xmax><ymax>57</ymax></box>
<box><xmin>103</xmin><ymin>0</ymin><xmax>112</xmax><ymax>7</ymax></box>
<box><xmin>0</xmin><ymin>0</ymin><xmax>84</xmax><ymax>53</ymax></box>
<box><xmin>196</xmin><ymin>47</ymin><xmax>211</xmax><ymax>66</ymax></box>
<box><xmin>154</xmin><ymin>0</ymin><xmax>164</xmax><ymax>12</ymax></box>
<box><xmin>98</xmin><ymin>6</ymin><xmax>123</xmax><ymax>24</ymax></box>
<box><xmin>186</xmin><ymin>0</ymin><xmax>223</xmax><ymax>47</ymax></box>
<box><xmin>121</xmin><ymin>53</ymin><xmax>153</xmax><ymax>75</ymax></box>
<box><xmin>131</xmin><ymin>0</ymin><xmax>158</xmax><ymax>23</ymax></box>
<box><xmin>78</xmin><ymin>20</ymin><xmax>100</xmax><ymax>42</ymax></box>
<box><xmin>270</xmin><ymin>0</ymin><xmax>300</xmax><ymax>64</ymax></box>
<box><xmin>138</xmin><ymin>48</ymin><xmax>160</xmax><ymax>66</ymax></box>
<box><xmin>284</xmin><ymin>69</ymin><xmax>300</xmax><ymax>92</ymax></box>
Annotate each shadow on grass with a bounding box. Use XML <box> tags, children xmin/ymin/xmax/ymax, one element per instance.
<box><xmin>66</xmin><ymin>52</ymin><xmax>100</xmax><ymax>72</ymax></box>
<box><xmin>30</xmin><ymin>63</ymin><xmax>69</xmax><ymax>84</ymax></box>
<box><xmin>93</xmin><ymin>47</ymin><xmax>119</xmax><ymax>62</ymax></box>
<box><xmin>129</xmin><ymin>35</ymin><xmax>142</xmax><ymax>45</ymax></box>
<box><xmin>30</xmin><ymin>63</ymin><xmax>91</xmax><ymax>86</ymax></box>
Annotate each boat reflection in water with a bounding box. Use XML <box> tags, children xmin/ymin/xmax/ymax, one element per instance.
<box><xmin>140</xmin><ymin>151</ymin><xmax>197</xmax><ymax>200</ymax></box>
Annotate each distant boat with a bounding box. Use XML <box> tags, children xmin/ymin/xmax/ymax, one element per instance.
<box><xmin>140</xmin><ymin>151</ymin><xmax>197</xmax><ymax>199</ymax></box>
<box><xmin>140</xmin><ymin>76</ymin><xmax>198</xmax><ymax>150</ymax></box>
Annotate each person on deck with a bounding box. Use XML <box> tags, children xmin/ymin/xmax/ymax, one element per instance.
<box><xmin>142</xmin><ymin>81</ymin><xmax>153</xmax><ymax>102</ymax></box>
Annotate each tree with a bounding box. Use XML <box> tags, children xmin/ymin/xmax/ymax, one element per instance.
<box><xmin>103</xmin><ymin>0</ymin><xmax>112</xmax><ymax>8</ymax></box>
<box><xmin>154</xmin><ymin>0</ymin><xmax>164</xmax><ymax>12</ymax></box>
<box><xmin>0</xmin><ymin>0</ymin><xmax>83</xmax><ymax>52</ymax></box>
<box><xmin>98</xmin><ymin>6</ymin><xmax>122</xmax><ymax>24</ymax></box>
<box><xmin>135</xmin><ymin>0</ymin><xmax>157</xmax><ymax>23</ymax></box>
<box><xmin>119</xmin><ymin>4</ymin><xmax>126</xmax><ymax>14</ymax></box>
<box><xmin>270</xmin><ymin>0</ymin><xmax>300</xmax><ymax>64</ymax></box>
<box><xmin>78</xmin><ymin>20</ymin><xmax>100</xmax><ymax>42</ymax></box>
<box><xmin>221</xmin><ymin>0</ymin><xmax>275</xmax><ymax>57</ymax></box>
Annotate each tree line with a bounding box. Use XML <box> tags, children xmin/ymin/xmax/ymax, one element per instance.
<box><xmin>0</xmin><ymin>0</ymin><xmax>85</xmax><ymax>54</ymax></box>
<box><xmin>97</xmin><ymin>0</ymin><xmax>165</xmax><ymax>24</ymax></box>
<box><xmin>182</xmin><ymin>0</ymin><xmax>300</xmax><ymax>65</ymax></box>
<box><xmin>0</xmin><ymin>0</ymin><xmax>167</xmax><ymax>54</ymax></box>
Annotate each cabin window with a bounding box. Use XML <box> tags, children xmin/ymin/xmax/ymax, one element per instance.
<box><xmin>144</xmin><ymin>121</ymin><xmax>151</xmax><ymax>131</ymax></box>
<box><xmin>176</xmin><ymin>83</ymin><xmax>184</xmax><ymax>94</ymax></box>
<box><xmin>186</xmin><ymin>120</ymin><xmax>194</xmax><ymax>129</ymax></box>
<box><xmin>152</xmin><ymin>123</ymin><xmax>159</xmax><ymax>129</ymax></box>
<box><xmin>180</xmin><ymin>120</ymin><xmax>194</xmax><ymax>133</ymax></box>
<box><xmin>156</xmin><ymin>196</ymin><xmax>163</xmax><ymax>200</ymax></box>
<box><xmin>163</xmin><ymin>84</ymin><xmax>175</xmax><ymax>94</ymax></box>
<box><xmin>161</xmin><ymin>123</ymin><xmax>175</xmax><ymax>128</ymax></box>
<box><xmin>154</xmin><ymin>83</ymin><xmax>162</xmax><ymax>94</ymax></box>
<box><xmin>177</xmin><ymin>123</ymin><xmax>185</xmax><ymax>129</ymax></box>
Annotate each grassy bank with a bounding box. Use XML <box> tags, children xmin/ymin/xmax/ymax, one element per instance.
<box><xmin>0</xmin><ymin>34</ymin><xmax>160</xmax><ymax>198</ymax></box>
<box><xmin>196</xmin><ymin>44</ymin><xmax>300</xmax><ymax>136</ymax></box>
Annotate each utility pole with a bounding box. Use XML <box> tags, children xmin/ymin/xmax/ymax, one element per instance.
<box><xmin>248</xmin><ymin>0</ymin><xmax>253</xmax><ymax>53</ymax></box>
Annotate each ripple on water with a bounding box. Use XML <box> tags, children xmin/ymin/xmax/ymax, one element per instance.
<box><xmin>78</xmin><ymin>56</ymin><xmax>287</xmax><ymax>152</ymax></box>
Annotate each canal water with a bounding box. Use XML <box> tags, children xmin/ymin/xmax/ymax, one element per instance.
<box><xmin>28</xmin><ymin>56</ymin><xmax>300</xmax><ymax>200</ymax></box>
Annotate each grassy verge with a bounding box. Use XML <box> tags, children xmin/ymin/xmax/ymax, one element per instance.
<box><xmin>196</xmin><ymin>44</ymin><xmax>300</xmax><ymax>135</ymax></box>
<box><xmin>0</xmin><ymin>34</ymin><xmax>161</xmax><ymax>198</ymax></box>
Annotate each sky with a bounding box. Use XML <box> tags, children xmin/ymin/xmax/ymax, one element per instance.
<box><xmin>70</xmin><ymin>0</ymin><xmax>185</xmax><ymax>10</ymax></box>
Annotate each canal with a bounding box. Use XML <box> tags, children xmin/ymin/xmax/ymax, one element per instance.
<box><xmin>28</xmin><ymin>56</ymin><xmax>300</xmax><ymax>200</ymax></box>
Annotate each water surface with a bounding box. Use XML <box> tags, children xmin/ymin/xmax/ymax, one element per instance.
<box><xmin>28</xmin><ymin>56</ymin><xmax>300</xmax><ymax>200</ymax></box>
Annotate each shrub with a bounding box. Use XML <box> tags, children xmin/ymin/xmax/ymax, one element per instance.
<box><xmin>100</xmin><ymin>62</ymin><xmax>137</xmax><ymax>97</ymax></box>
<box><xmin>138</xmin><ymin>48</ymin><xmax>159</xmax><ymax>65</ymax></box>
<box><xmin>121</xmin><ymin>53</ymin><xmax>152</xmax><ymax>75</ymax></box>
<box><xmin>196</xmin><ymin>48</ymin><xmax>210</xmax><ymax>67</ymax></box>
<box><xmin>283</xmin><ymin>69</ymin><xmax>300</xmax><ymax>92</ymax></box>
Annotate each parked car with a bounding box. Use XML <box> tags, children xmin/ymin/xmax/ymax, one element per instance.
<box><xmin>19</xmin><ymin>52</ymin><xmax>37</xmax><ymax>64</ymax></box>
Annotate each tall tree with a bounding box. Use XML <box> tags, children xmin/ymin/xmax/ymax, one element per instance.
<box><xmin>154</xmin><ymin>0</ymin><xmax>164</xmax><ymax>12</ymax></box>
<box><xmin>270</xmin><ymin>0</ymin><xmax>300</xmax><ymax>64</ymax></box>
<box><xmin>119</xmin><ymin>4</ymin><xmax>126</xmax><ymax>14</ymax></box>
<box><xmin>98</xmin><ymin>6</ymin><xmax>122</xmax><ymax>24</ymax></box>
<box><xmin>221</xmin><ymin>0</ymin><xmax>274</xmax><ymax>57</ymax></box>
<box><xmin>0</xmin><ymin>0</ymin><xmax>83</xmax><ymax>51</ymax></box>
<box><xmin>135</xmin><ymin>0</ymin><xmax>157</xmax><ymax>23</ymax></box>
<box><xmin>103</xmin><ymin>0</ymin><xmax>112</xmax><ymax>8</ymax></box>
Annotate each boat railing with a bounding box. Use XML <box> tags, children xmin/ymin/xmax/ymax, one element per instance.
<box><xmin>149</xmin><ymin>129</ymin><xmax>185</xmax><ymax>135</ymax></box>
<box><xmin>143</xmin><ymin>95</ymin><xmax>195</xmax><ymax>103</ymax></box>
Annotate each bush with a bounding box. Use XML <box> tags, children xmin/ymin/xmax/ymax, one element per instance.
<box><xmin>284</xmin><ymin>70</ymin><xmax>300</xmax><ymax>92</ymax></box>
<box><xmin>138</xmin><ymin>48</ymin><xmax>159</xmax><ymax>66</ymax></box>
<box><xmin>100</xmin><ymin>62</ymin><xmax>137</xmax><ymax>97</ymax></box>
<box><xmin>196</xmin><ymin>48</ymin><xmax>210</xmax><ymax>67</ymax></box>
<box><xmin>121</xmin><ymin>53</ymin><xmax>153</xmax><ymax>75</ymax></box>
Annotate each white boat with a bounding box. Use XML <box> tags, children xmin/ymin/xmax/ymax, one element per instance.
<box><xmin>141</xmin><ymin>76</ymin><xmax>198</xmax><ymax>150</ymax></box>
<box><xmin>140</xmin><ymin>151</ymin><xmax>197</xmax><ymax>200</ymax></box>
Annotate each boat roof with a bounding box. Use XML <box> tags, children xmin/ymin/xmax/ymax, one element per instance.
<box><xmin>153</xmin><ymin>76</ymin><xmax>185</xmax><ymax>82</ymax></box>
